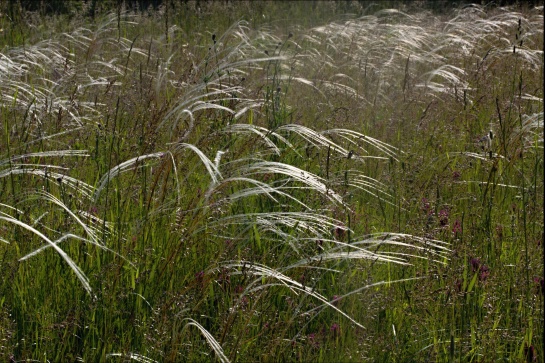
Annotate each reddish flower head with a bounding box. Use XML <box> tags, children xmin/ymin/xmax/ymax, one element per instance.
<box><xmin>470</xmin><ymin>257</ymin><xmax>490</xmax><ymax>281</ymax></box>
<box><xmin>452</xmin><ymin>170</ymin><xmax>461</xmax><ymax>180</ymax></box>
<box><xmin>438</xmin><ymin>208</ymin><xmax>449</xmax><ymax>226</ymax></box>
<box><xmin>452</xmin><ymin>219</ymin><xmax>462</xmax><ymax>234</ymax></box>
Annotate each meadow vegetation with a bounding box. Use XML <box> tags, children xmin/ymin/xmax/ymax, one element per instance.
<box><xmin>0</xmin><ymin>1</ymin><xmax>543</xmax><ymax>361</ymax></box>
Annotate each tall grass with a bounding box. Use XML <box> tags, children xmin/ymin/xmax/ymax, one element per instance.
<box><xmin>0</xmin><ymin>2</ymin><xmax>542</xmax><ymax>362</ymax></box>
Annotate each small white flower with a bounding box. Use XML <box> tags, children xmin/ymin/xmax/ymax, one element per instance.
<box><xmin>478</xmin><ymin>130</ymin><xmax>494</xmax><ymax>151</ymax></box>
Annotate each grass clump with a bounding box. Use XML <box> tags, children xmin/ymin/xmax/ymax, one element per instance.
<box><xmin>0</xmin><ymin>2</ymin><xmax>543</xmax><ymax>362</ymax></box>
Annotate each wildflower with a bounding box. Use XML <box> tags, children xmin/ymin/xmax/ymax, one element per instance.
<box><xmin>452</xmin><ymin>170</ymin><xmax>461</xmax><ymax>180</ymax></box>
<box><xmin>452</xmin><ymin>219</ymin><xmax>462</xmax><ymax>235</ymax></box>
<box><xmin>308</xmin><ymin>333</ymin><xmax>319</xmax><ymax>348</ymax></box>
<box><xmin>332</xmin><ymin>295</ymin><xmax>340</xmax><ymax>306</ymax></box>
<box><xmin>470</xmin><ymin>258</ymin><xmax>481</xmax><ymax>273</ymax></box>
<box><xmin>438</xmin><ymin>208</ymin><xmax>449</xmax><ymax>226</ymax></box>
<box><xmin>334</xmin><ymin>226</ymin><xmax>346</xmax><ymax>240</ymax></box>
<box><xmin>470</xmin><ymin>257</ymin><xmax>490</xmax><ymax>282</ymax></box>
<box><xmin>479</xmin><ymin>264</ymin><xmax>490</xmax><ymax>281</ymax></box>
<box><xmin>330</xmin><ymin>323</ymin><xmax>340</xmax><ymax>337</ymax></box>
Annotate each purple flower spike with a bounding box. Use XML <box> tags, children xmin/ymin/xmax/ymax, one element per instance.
<box><xmin>452</xmin><ymin>219</ymin><xmax>462</xmax><ymax>234</ymax></box>
<box><xmin>470</xmin><ymin>258</ymin><xmax>481</xmax><ymax>273</ymax></box>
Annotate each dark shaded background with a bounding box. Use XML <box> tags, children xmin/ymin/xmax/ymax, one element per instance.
<box><xmin>3</xmin><ymin>0</ymin><xmax>541</xmax><ymax>19</ymax></box>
